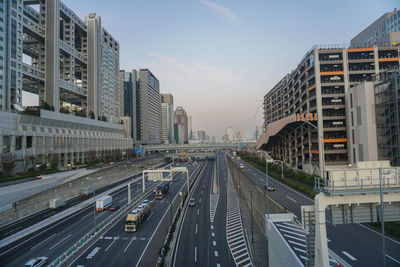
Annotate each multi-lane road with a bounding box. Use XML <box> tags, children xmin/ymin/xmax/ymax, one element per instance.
<box><xmin>174</xmin><ymin>156</ymin><xmax>237</xmax><ymax>266</ymax></box>
<box><xmin>0</xmin><ymin>161</ymin><xmax>197</xmax><ymax>266</ymax></box>
<box><xmin>234</xmin><ymin>155</ymin><xmax>400</xmax><ymax>267</ymax></box>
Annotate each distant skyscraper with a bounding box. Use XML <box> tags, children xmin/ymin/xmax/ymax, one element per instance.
<box><xmin>119</xmin><ymin>70</ymin><xmax>136</xmax><ymax>138</ymax></box>
<box><xmin>133</xmin><ymin>69</ymin><xmax>161</xmax><ymax>144</ymax></box>
<box><xmin>255</xmin><ymin>125</ymin><xmax>263</xmax><ymax>141</ymax></box>
<box><xmin>211</xmin><ymin>136</ymin><xmax>216</xmax><ymax>143</ymax></box>
<box><xmin>225</xmin><ymin>127</ymin><xmax>234</xmax><ymax>142</ymax></box>
<box><xmin>174</xmin><ymin>107</ymin><xmax>188</xmax><ymax>144</ymax></box>
<box><xmin>161</xmin><ymin>94</ymin><xmax>174</xmax><ymax>144</ymax></box>
<box><xmin>235</xmin><ymin>132</ymin><xmax>243</xmax><ymax>141</ymax></box>
<box><xmin>197</xmin><ymin>130</ymin><xmax>206</xmax><ymax>141</ymax></box>
<box><xmin>187</xmin><ymin>115</ymin><xmax>193</xmax><ymax>140</ymax></box>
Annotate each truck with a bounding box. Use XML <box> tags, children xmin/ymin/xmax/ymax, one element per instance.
<box><xmin>125</xmin><ymin>200</ymin><xmax>151</xmax><ymax>232</ymax></box>
<box><xmin>96</xmin><ymin>195</ymin><xmax>113</xmax><ymax>211</ymax></box>
<box><xmin>82</xmin><ymin>187</ymin><xmax>94</xmax><ymax>197</ymax></box>
<box><xmin>155</xmin><ymin>181</ymin><xmax>170</xmax><ymax>199</ymax></box>
<box><xmin>49</xmin><ymin>198</ymin><xmax>65</xmax><ymax>209</ymax></box>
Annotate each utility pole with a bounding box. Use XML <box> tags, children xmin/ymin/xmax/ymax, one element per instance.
<box><xmin>379</xmin><ymin>168</ymin><xmax>386</xmax><ymax>267</ymax></box>
<box><xmin>265</xmin><ymin>152</ymin><xmax>270</xmax><ymax>218</ymax></box>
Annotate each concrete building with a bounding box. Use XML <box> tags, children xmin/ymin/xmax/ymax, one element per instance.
<box><xmin>255</xmin><ymin>125</ymin><xmax>263</xmax><ymax>141</ymax></box>
<box><xmin>187</xmin><ymin>115</ymin><xmax>193</xmax><ymax>140</ymax></box>
<box><xmin>257</xmin><ymin>44</ymin><xmax>399</xmax><ymax>176</ymax></box>
<box><xmin>346</xmin><ymin>82</ymin><xmax>378</xmax><ymax>164</ymax></box>
<box><xmin>174</xmin><ymin>107</ymin><xmax>188</xmax><ymax>144</ymax></box>
<box><xmin>133</xmin><ymin>69</ymin><xmax>161</xmax><ymax>145</ymax></box>
<box><xmin>0</xmin><ymin>0</ymin><xmax>132</xmax><ymax>172</ymax></box>
<box><xmin>351</xmin><ymin>9</ymin><xmax>400</xmax><ymax>47</ymax></box>
<box><xmin>225</xmin><ymin>127</ymin><xmax>234</xmax><ymax>142</ymax></box>
<box><xmin>118</xmin><ymin>70</ymin><xmax>136</xmax><ymax>139</ymax></box>
<box><xmin>161</xmin><ymin>94</ymin><xmax>174</xmax><ymax>144</ymax></box>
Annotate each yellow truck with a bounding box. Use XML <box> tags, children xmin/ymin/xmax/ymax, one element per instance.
<box><xmin>125</xmin><ymin>200</ymin><xmax>151</xmax><ymax>232</ymax></box>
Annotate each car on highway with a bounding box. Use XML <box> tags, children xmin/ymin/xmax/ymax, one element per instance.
<box><xmin>240</xmin><ymin>164</ymin><xmax>245</xmax><ymax>169</ymax></box>
<box><xmin>109</xmin><ymin>204</ymin><xmax>121</xmax><ymax>211</ymax></box>
<box><xmin>264</xmin><ymin>184</ymin><xmax>276</xmax><ymax>191</ymax></box>
<box><xmin>189</xmin><ymin>198</ymin><xmax>195</xmax><ymax>207</ymax></box>
<box><xmin>35</xmin><ymin>175</ymin><xmax>43</xmax><ymax>179</ymax></box>
<box><xmin>24</xmin><ymin>257</ymin><xmax>48</xmax><ymax>267</ymax></box>
<box><xmin>173</xmin><ymin>177</ymin><xmax>179</xmax><ymax>182</ymax></box>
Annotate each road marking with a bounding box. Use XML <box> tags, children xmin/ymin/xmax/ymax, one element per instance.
<box><xmin>86</xmin><ymin>247</ymin><xmax>101</xmax><ymax>259</ymax></box>
<box><xmin>199</xmin><ymin>198</ymin><xmax>201</xmax><ymax>203</ymax></box>
<box><xmin>3</xmin><ymin>226</ymin><xmax>22</xmax><ymax>236</ymax></box>
<box><xmin>286</xmin><ymin>196</ymin><xmax>297</xmax><ymax>203</ymax></box>
<box><xmin>197</xmin><ymin>209</ymin><xmax>199</xmax><ymax>215</ymax></box>
<box><xmin>213</xmin><ymin>241</ymin><xmax>216</xmax><ymax>246</ymax></box>
<box><xmin>49</xmin><ymin>233</ymin><xmax>71</xmax><ymax>250</ymax></box>
<box><xmin>81</xmin><ymin>212</ymin><xmax>92</xmax><ymax>219</ymax></box>
<box><xmin>212</xmin><ymin>232</ymin><xmax>215</xmax><ymax>237</ymax></box>
<box><xmin>211</xmin><ymin>225</ymin><xmax>214</xmax><ymax>230</ymax></box>
<box><xmin>214</xmin><ymin>251</ymin><xmax>218</xmax><ymax>256</ymax></box>
<box><xmin>195</xmin><ymin>224</ymin><xmax>198</xmax><ymax>234</ymax></box>
<box><xmin>217</xmin><ymin>264</ymin><xmax>221</xmax><ymax>267</ymax></box>
<box><xmin>146</xmin><ymin>213</ymin><xmax>153</xmax><ymax>222</ymax></box>
<box><xmin>105</xmin><ymin>236</ymin><xmax>119</xmax><ymax>251</ymax></box>
<box><xmin>195</xmin><ymin>246</ymin><xmax>197</xmax><ymax>262</ymax></box>
<box><xmin>386</xmin><ymin>254</ymin><xmax>400</xmax><ymax>264</ymax></box>
<box><xmin>342</xmin><ymin>251</ymin><xmax>357</xmax><ymax>261</ymax></box>
<box><xmin>124</xmin><ymin>237</ymin><xmax>135</xmax><ymax>252</ymax></box>
<box><xmin>31</xmin><ymin>233</ymin><xmax>56</xmax><ymax>249</ymax></box>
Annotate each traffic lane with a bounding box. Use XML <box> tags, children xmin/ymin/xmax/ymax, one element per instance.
<box><xmin>174</xmin><ymin>162</ymin><xmax>212</xmax><ymax>267</ymax></box>
<box><xmin>72</xmin><ymin>163</ymin><xmax>201</xmax><ymax>267</ymax></box>
<box><xmin>211</xmin><ymin>154</ymin><xmax>235</xmax><ymax>267</ymax></box>
<box><xmin>237</xmin><ymin>158</ymin><xmax>400</xmax><ymax>266</ymax></box>
<box><xmin>1</xmin><ymin>178</ymin><xmax>157</xmax><ymax>266</ymax></box>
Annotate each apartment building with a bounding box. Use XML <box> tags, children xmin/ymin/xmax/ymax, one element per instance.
<box><xmin>258</xmin><ymin>44</ymin><xmax>399</xmax><ymax>176</ymax></box>
<box><xmin>174</xmin><ymin>107</ymin><xmax>188</xmax><ymax>144</ymax></box>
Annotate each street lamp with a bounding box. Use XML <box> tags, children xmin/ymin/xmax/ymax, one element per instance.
<box><xmin>265</xmin><ymin>151</ymin><xmax>270</xmax><ymax>218</ymax></box>
<box><xmin>273</xmin><ymin>160</ymin><xmax>284</xmax><ymax>179</ymax></box>
<box><xmin>379</xmin><ymin>168</ymin><xmax>400</xmax><ymax>267</ymax></box>
<box><xmin>302</xmin><ymin>120</ymin><xmax>324</xmax><ymax>177</ymax></box>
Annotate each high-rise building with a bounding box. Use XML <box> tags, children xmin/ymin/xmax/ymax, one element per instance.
<box><xmin>133</xmin><ymin>69</ymin><xmax>161</xmax><ymax>145</ymax></box>
<box><xmin>211</xmin><ymin>136</ymin><xmax>216</xmax><ymax>143</ymax></box>
<box><xmin>351</xmin><ymin>9</ymin><xmax>400</xmax><ymax>47</ymax></box>
<box><xmin>197</xmin><ymin>130</ymin><xmax>206</xmax><ymax>141</ymax></box>
<box><xmin>258</xmin><ymin>42</ymin><xmax>399</xmax><ymax>176</ymax></box>
<box><xmin>161</xmin><ymin>94</ymin><xmax>174</xmax><ymax>144</ymax></box>
<box><xmin>0</xmin><ymin>0</ymin><xmax>132</xmax><ymax>171</ymax></box>
<box><xmin>255</xmin><ymin>125</ymin><xmax>263</xmax><ymax>141</ymax></box>
<box><xmin>119</xmin><ymin>70</ymin><xmax>136</xmax><ymax>138</ymax></box>
<box><xmin>187</xmin><ymin>115</ymin><xmax>193</xmax><ymax>140</ymax></box>
<box><xmin>174</xmin><ymin>107</ymin><xmax>188</xmax><ymax>144</ymax></box>
<box><xmin>225</xmin><ymin>127</ymin><xmax>234</xmax><ymax>142</ymax></box>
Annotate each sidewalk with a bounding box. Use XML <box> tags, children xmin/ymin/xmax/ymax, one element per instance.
<box><xmin>237</xmin><ymin>187</ymin><xmax>269</xmax><ymax>267</ymax></box>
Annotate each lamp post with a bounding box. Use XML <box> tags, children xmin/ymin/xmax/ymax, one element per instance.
<box><xmin>303</xmin><ymin>121</ymin><xmax>324</xmax><ymax>177</ymax></box>
<box><xmin>265</xmin><ymin>151</ymin><xmax>270</xmax><ymax>218</ymax></box>
<box><xmin>274</xmin><ymin>160</ymin><xmax>284</xmax><ymax>179</ymax></box>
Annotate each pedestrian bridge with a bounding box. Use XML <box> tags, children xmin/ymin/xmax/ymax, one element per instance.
<box><xmin>165</xmin><ymin>152</ymin><xmax>217</xmax><ymax>160</ymax></box>
<box><xmin>143</xmin><ymin>143</ymin><xmax>240</xmax><ymax>152</ymax></box>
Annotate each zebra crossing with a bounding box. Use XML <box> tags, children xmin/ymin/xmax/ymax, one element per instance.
<box><xmin>210</xmin><ymin>193</ymin><xmax>219</xmax><ymax>223</ymax></box>
<box><xmin>274</xmin><ymin>222</ymin><xmax>340</xmax><ymax>267</ymax></box>
<box><xmin>226</xmin><ymin>168</ymin><xmax>253</xmax><ymax>267</ymax></box>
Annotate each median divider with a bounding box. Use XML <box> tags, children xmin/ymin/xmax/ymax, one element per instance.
<box><xmin>49</xmin><ymin>180</ymin><xmax>161</xmax><ymax>267</ymax></box>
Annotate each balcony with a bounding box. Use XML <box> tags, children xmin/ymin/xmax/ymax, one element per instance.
<box><xmin>59</xmin><ymin>40</ymin><xmax>87</xmax><ymax>64</ymax></box>
<box><xmin>22</xmin><ymin>63</ymin><xmax>45</xmax><ymax>81</ymax></box>
<box><xmin>23</xmin><ymin>16</ymin><xmax>45</xmax><ymax>41</ymax></box>
<box><xmin>59</xmin><ymin>79</ymin><xmax>87</xmax><ymax>96</ymax></box>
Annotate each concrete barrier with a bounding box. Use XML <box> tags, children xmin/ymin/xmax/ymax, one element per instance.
<box><xmin>0</xmin><ymin>156</ymin><xmax>166</xmax><ymax>226</ymax></box>
<box><xmin>226</xmin><ymin>157</ymin><xmax>286</xmax><ymax>236</ymax></box>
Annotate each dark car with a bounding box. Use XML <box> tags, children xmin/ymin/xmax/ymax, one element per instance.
<box><xmin>264</xmin><ymin>184</ymin><xmax>276</xmax><ymax>191</ymax></box>
<box><xmin>109</xmin><ymin>204</ymin><xmax>121</xmax><ymax>211</ymax></box>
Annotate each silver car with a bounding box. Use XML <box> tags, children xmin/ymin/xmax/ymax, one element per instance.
<box><xmin>24</xmin><ymin>257</ymin><xmax>48</xmax><ymax>267</ymax></box>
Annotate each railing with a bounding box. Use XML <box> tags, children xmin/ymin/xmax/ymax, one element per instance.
<box><xmin>59</xmin><ymin>40</ymin><xmax>88</xmax><ymax>63</ymax></box>
<box><xmin>22</xmin><ymin>63</ymin><xmax>45</xmax><ymax>80</ymax></box>
<box><xmin>59</xmin><ymin>78</ymin><xmax>87</xmax><ymax>96</ymax></box>
<box><xmin>22</xmin><ymin>16</ymin><xmax>45</xmax><ymax>37</ymax></box>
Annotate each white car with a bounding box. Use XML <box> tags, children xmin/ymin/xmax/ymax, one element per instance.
<box><xmin>189</xmin><ymin>198</ymin><xmax>195</xmax><ymax>207</ymax></box>
<box><xmin>24</xmin><ymin>257</ymin><xmax>48</xmax><ymax>267</ymax></box>
<box><xmin>240</xmin><ymin>164</ymin><xmax>245</xmax><ymax>169</ymax></box>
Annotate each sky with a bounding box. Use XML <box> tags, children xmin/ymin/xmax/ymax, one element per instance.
<box><xmin>43</xmin><ymin>0</ymin><xmax>399</xmax><ymax>139</ymax></box>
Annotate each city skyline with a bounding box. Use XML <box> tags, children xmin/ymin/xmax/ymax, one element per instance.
<box><xmin>23</xmin><ymin>0</ymin><xmax>397</xmax><ymax>138</ymax></box>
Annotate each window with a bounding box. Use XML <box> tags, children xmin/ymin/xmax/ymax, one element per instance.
<box><xmin>3</xmin><ymin>136</ymin><xmax>10</xmax><ymax>152</ymax></box>
<box><xmin>15</xmin><ymin>136</ymin><xmax>22</xmax><ymax>150</ymax></box>
<box><xmin>351</xmin><ymin>111</ymin><xmax>354</xmax><ymax>126</ymax></box>
<box><xmin>352</xmin><ymin>129</ymin><xmax>355</xmax><ymax>145</ymax></box>
<box><xmin>26</xmin><ymin>136</ymin><xmax>33</xmax><ymax>148</ymax></box>
<box><xmin>350</xmin><ymin>93</ymin><xmax>353</xmax><ymax>108</ymax></box>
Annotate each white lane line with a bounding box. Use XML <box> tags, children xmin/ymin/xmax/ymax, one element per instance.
<box><xmin>31</xmin><ymin>233</ymin><xmax>56</xmax><ymax>250</ymax></box>
<box><xmin>49</xmin><ymin>234</ymin><xmax>71</xmax><ymax>250</ymax></box>
<box><xmin>195</xmin><ymin>224</ymin><xmax>198</xmax><ymax>234</ymax></box>
<box><xmin>214</xmin><ymin>251</ymin><xmax>219</xmax><ymax>257</ymax></box>
<box><xmin>342</xmin><ymin>251</ymin><xmax>357</xmax><ymax>261</ymax></box>
<box><xmin>211</xmin><ymin>225</ymin><xmax>214</xmax><ymax>230</ymax></box>
<box><xmin>199</xmin><ymin>198</ymin><xmax>202</xmax><ymax>203</ymax></box>
<box><xmin>217</xmin><ymin>264</ymin><xmax>221</xmax><ymax>267</ymax></box>
<box><xmin>213</xmin><ymin>241</ymin><xmax>216</xmax><ymax>246</ymax></box>
<box><xmin>293</xmin><ymin>247</ymin><xmax>307</xmax><ymax>253</ymax></box>
<box><xmin>81</xmin><ymin>212</ymin><xmax>92</xmax><ymax>220</ymax></box>
<box><xmin>212</xmin><ymin>232</ymin><xmax>215</xmax><ymax>237</ymax></box>
<box><xmin>3</xmin><ymin>226</ymin><xmax>22</xmax><ymax>236</ymax></box>
<box><xmin>386</xmin><ymin>254</ymin><xmax>400</xmax><ymax>264</ymax></box>
<box><xmin>124</xmin><ymin>237</ymin><xmax>135</xmax><ymax>253</ymax></box>
<box><xmin>105</xmin><ymin>236</ymin><xmax>119</xmax><ymax>251</ymax></box>
<box><xmin>195</xmin><ymin>246</ymin><xmax>197</xmax><ymax>262</ymax></box>
<box><xmin>197</xmin><ymin>209</ymin><xmax>199</xmax><ymax>215</ymax></box>
<box><xmin>286</xmin><ymin>196</ymin><xmax>297</xmax><ymax>203</ymax></box>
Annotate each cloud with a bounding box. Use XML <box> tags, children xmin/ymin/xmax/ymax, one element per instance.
<box><xmin>200</xmin><ymin>0</ymin><xmax>239</xmax><ymax>22</ymax></box>
<box><xmin>148</xmin><ymin>52</ymin><xmax>237</xmax><ymax>84</ymax></box>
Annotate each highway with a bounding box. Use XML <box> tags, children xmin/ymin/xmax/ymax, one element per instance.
<box><xmin>0</xmin><ymin>162</ymin><xmax>191</xmax><ymax>266</ymax></box>
<box><xmin>173</xmin><ymin>153</ymin><xmax>238</xmax><ymax>266</ymax></box>
<box><xmin>70</xmin><ymin>161</ymin><xmax>204</xmax><ymax>267</ymax></box>
<box><xmin>234</xmin><ymin>155</ymin><xmax>400</xmax><ymax>267</ymax></box>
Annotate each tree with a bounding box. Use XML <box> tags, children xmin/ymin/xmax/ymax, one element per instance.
<box><xmin>89</xmin><ymin>111</ymin><xmax>95</xmax><ymax>119</ymax></box>
<box><xmin>50</xmin><ymin>153</ymin><xmax>59</xmax><ymax>170</ymax></box>
<box><xmin>1</xmin><ymin>153</ymin><xmax>16</xmax><ymax>174</ymax></box>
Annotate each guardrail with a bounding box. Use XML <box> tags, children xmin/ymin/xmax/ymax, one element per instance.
<box><xmin>48</xmin><ymin>181</ymin><xmax>160</xmax><ymax>267</ymax></box>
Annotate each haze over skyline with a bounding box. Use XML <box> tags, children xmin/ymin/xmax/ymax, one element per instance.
<box><xmin>30</xmin><ymin>0</ymin><xmax>398</xmax><ymax>139</ymax></box>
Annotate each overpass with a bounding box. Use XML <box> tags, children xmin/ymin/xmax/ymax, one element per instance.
<box><xmin>143</xmin><ymin>143</ymin><xmax>240</xmax><ymax>152</ymax></box>
<box><xmin>165</xmin><ymin>152</ymin><xmax>217</xmax><ymax>160</ymax></box>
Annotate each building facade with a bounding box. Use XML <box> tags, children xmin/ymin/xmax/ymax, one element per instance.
<box><xmin>161</xmin><ymin>93</ymin><xmax>174</xmax><ymax>144</ymax></box>
<box><xmin>119</xmin><ymin>70</ymin><xmax>136</xmax><ymax>138</ymax></box>
<box><xmin>351</xmin><ymin>9</ymin><xmax>400</xmax><ymax>47</ymax></box>
<box><xmin>258</xmin><ymin>44</ymin><xmax>399</xmax><ymax>176</ymax></box>
<box><xmin>174</xmin><ymin>107</ymin><xmax>188</xmax><ymax>144</ymax></box>
<box><xmin>134</xmin><ymin>69</ymin><xmax>161</xmax><ymax>145</ymax></box>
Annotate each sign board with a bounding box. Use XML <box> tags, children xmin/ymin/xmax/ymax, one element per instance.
<box><xmin>148</xmin><ymin>172</ymin><xmax>164</xmax><ymax>181</ymax></box>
